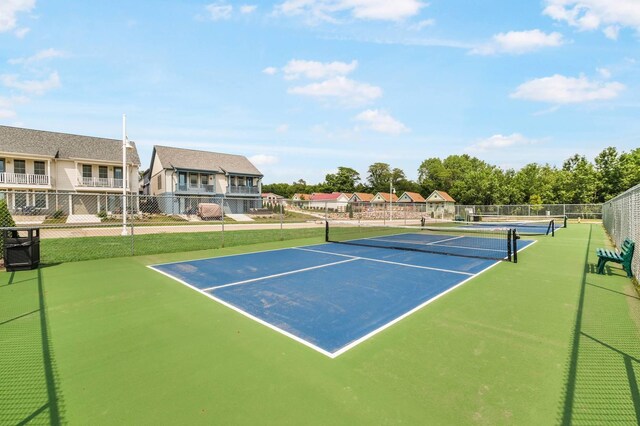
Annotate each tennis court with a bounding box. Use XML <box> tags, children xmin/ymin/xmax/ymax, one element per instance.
<box><xmin>151</xmin><ymin>227</ymin><xmax>535</xmax><ymax>357</ymax></box>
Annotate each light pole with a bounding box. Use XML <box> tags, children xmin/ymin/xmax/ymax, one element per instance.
<box><xmin>121</xmin><ymin>114</ymin><xmax>133</xmax><ymax>236</ymax></box>
<box><xmin>389</xmin><ymin>179</ymin><xmax>395</xmax><ymax>222</ymax></box>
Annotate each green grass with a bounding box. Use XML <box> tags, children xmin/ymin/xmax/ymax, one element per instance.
<box><xmin>1</xmin><ymin>224</ymin><xmax>639</xmax><ymax>424</ymax></box>
<box><xmin>39</xmin><ymin>227</ymin><xmax>325</xmax><ymax>263</ymax></box>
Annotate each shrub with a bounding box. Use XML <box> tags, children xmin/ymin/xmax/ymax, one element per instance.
<box><xmin>0</xmin><ymin>199</ymin><xmax>16</xmax><ymax>260</ymax></box>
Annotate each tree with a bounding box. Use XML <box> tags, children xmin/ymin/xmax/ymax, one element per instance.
<box><xmin>417</xmin><ymin>158</ymin><xmax>447</xmax><ymax>194</ymax></box>
<box><xmin>594</xmin><ymin>147</ymin><xmax>623</xmax><ymax>202</ymax></box>
<box><xmin>620</xmin><ymin>148</ymin><xmax>640</xmax><ymax>193</ymax></box>
<box><xmin>562</xmin><ymin>154</ymin><xmax>598</xmax><ymax>203</ymax></box>
<box><xmin>366</xmin><ymin>162</ymin><xmax>392</xmax><ymax>193</ymax></box>
<box><xmin>324</xmin><ymin>167</ymin><xmax>361</xmax><ymax>192</ymax></box>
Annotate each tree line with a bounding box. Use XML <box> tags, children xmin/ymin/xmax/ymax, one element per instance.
<box><xmin>262</xmin><ymin>146</ymin><xmax>640</xmax><ymax>205</ymax></box>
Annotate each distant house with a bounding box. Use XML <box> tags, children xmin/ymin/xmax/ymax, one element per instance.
<box><xmin>139</xmin><ymin>168</ymin><xmax>151</xmax><ymax>195</ymax></box>
<box><xmin>425</xmin><ymin>190</ymin><xmax>456</xmax><ymax>218</ymax></box>
<box><xmin>292</xmin><ymin>193</ymin><xmax>311</xmax><ymax>201</ymax></box>
<box><xmin>371</xmin><ymin>192</ymin><xmax>399</xmax><ymax>203</ymax></box>
<box><xmin>261</xmin><ymin>192</ymin><xmax>284</xmax><ymax>204</ymax></box>
<box><xmin>149</xmin><ymin>145</ymin><xmax>263</xmax><ymax>213</ymax></box>
<box><xmin>349</xmin><ymin>192</ymin><xmax>374</xmax><ymax>203</ymax></box>
<box><xmin>0</xmin><ymin>125</ymin><xmax>140</xmax><ymax>215</ymax></box>
<box><xmin>397</xmin><ymin>191</ymin><xmax>426</xmax><ymax>203</ymax></box>
<box><xmin>309</xmin><ymin>192</ymin><xmax>350</xmax><ymax>211</ymax></box>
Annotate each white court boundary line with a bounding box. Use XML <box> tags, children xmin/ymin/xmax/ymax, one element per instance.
<box><xmin>148</xmin><ymin>239</ymin><xmax>538</xmax><ymax>359</ymax></box>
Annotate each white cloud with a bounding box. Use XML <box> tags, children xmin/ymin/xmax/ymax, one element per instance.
<box><xmin>511</xmin><ymin>74</ymin><xmax>625</xmax><ymax>104</ymax></box>
<box><xmin>597</xmin><ymin>67</ymin><xmax>611</xmax><ymax>78</ymax></box>
<box><xmin>205</xmin><ymin>3</ymin><xmax>233</xmax><ymax>21</ymax></box>
<box><xmin>1</xmin><ymin>72</ymin><xmax>61</xmax><ymax>95</ymax></box>
<box><xmin>9</xmin><ymin>48</ymin><xmax>67</xmax><ymax>66</ymax></box>
<box><xmin>249</xmin><ymin>154</ymin><xmax>279</xmax><ymax>166</ymax></box>
<box><xmin>471</xmin><ymin>30</ymin><xmax>564</xmax><ymax>55</ymax></box>
<box><xmin>409</xmin><ymin>19</ymin><xmax>435</xmax><ymax>31</ymax></box>
<box><xmin>276</xmin><ymin>124</ymin><xmax>289</xmax><ymax>133</ymax></box>
<box><xmin>467</xmin><ymin>133</ymin><xmax>534</xmax><ymax>152</ymax></box>
<box><xmin>14</xmin><ymin>26</ymin><xmax>29</xmax><ymax>38</ymax></box>
<box><xmin>283</xmin><ymin>59</ymin><xmax>357</xmax><ymax>80</ymax></box>
<box><xmin>0</xmin><ymin>95</ymin><xmax>29</xmax><ymax>119</ymax></box>
<box><xmin>240</xmin><ymin>5</ymin><xmax>257</xmax><ymax>14</ymax></box>
<box><xmin>355</xmin><ymin>109</ymin><xmax>409</xmax><ymax>134</ymax></box>
<box><xmin>603</xmin><ymin>25</ymin><xmax>620</xmax><ymax>40</ymax></box>
<box><xmin>0</xmin><ymin>0</ymin><xmax>35</xmax><ymax>32</ymax></box>
<box><xmin>275</xmin><ymin>0</ymin><xmax>425</xmax><ymax>23</ymax></box>
<box><xmin>543</xmin><ymin>0</ymin><xmax>640</xmax><ymax>38</ymax></box>
<box><xmin>288</xmin><ymin>76</ymin><xmax>382</xmax><ymax>106</ymax></box>
<box><xmin>262</xmin><ymin>66</ymin><xmax>278</xmax><ymax>75</ymax></box>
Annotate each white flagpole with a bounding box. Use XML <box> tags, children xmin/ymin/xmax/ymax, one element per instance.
<box><xmin>121</xmin><ymin>114</ymin><xmax>128</xmax><ymax>236</ymax></box>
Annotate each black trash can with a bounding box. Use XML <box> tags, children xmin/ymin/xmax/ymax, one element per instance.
<box><xmin>3</xmin><ymin>228</ymin><xmax>40</xmax><ymax>271</ymax></box>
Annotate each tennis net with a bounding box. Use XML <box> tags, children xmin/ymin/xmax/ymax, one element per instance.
<box><xmin>465</xmin><ymin>214</ymin><xmax>567</xmax><ymax>236</ymax></box>
<box><xmin>326</xmin><ymin>221</ymin><xmax>519</xmax><ymax>262</ymax></box>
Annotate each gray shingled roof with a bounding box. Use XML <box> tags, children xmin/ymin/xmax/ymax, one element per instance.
<box><xmin>154</xmin><ymin>145</ymin><xmax>262</xmax><ymax>176</ymax></box>
<box><xmin>0</xmin><ymin>125</ymin><xmax>141</xmax><ymax>165</ymax></box>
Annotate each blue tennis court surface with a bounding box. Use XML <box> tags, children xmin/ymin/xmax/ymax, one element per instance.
<box><xmin>150</xmin><ymin>238</ymin><xmax>534</xmax><ymax>357</ymax></box>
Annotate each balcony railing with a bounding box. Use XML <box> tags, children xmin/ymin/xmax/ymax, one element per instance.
<box><xmin>0</xmin><ymin>172</ymin><xmax>50</xmax><ymax>185</ymax></box>
<box><xmin>78</xmin><ymin>177</ymin><xmax>123</xmax><ymax>188</ymax></box>
<box><xmin>227</xmin><ymin>185</ymin><xmax>260</xmax><ymax>194</ymax></box>
<box><xmin>175</xmin><ymin>184</ymin><xmax>216</xmax><ymax>193</ymax></box>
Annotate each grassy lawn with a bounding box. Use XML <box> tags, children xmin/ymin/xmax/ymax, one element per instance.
<box><xmin>38</xmin><ymin>227</ymin><xmax>325</xmax><ymax>264</ymax></box>
<box><xmin>1</xmin><ymin>224</ymin><xmax>639</xmax><ymax>424</ymax></box>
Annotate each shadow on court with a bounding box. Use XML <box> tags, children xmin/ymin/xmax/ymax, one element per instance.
<box><xmin>559</xmin><ymin>224</ymin><xmax>640</xmax><ymax>424</ymax></box>
<box><xmin>0</xmin><ymin>267</ymin><xmax>63</xmax><ymax>425</ymax></box>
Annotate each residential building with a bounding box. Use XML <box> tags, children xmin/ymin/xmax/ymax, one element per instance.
<box><xmin>349</xmin><ymin>192</ymin><xmax>374</xmax><ymax>203</ymax></box>
<box><xmin>397</xmin><ymin>191</ymin><xmax>426</xmax><ymax>203</ymax></box>
<box><xmin>371</xmin><ymin>192</ymin><xmax>399</xmax><ymax>203</ymax></box>
<box><xmin>309</xmin><ymin>192</ymin><xmax>350</xmax><ymax>211</ymax></box>
<box><xmin>426</xmin><ymin>190</ymin><xmax>456</xmax><ymax>218</ymax></box>
<box><xmin>149</xmin><ymin>145</ymin><xmax>263</xmax><ymax>213</ymax></box>
<box><xmin>292</xmin><ymin>193</ymin><xmax>311</xmax><ymax>201</ymax></box>
<box><xmin>0</xmin><ymin>125</ymin><xmax>140</xmax><ymax>215</ymax></box>
<box><xmin>261</xmin><ymin>192</ymin><xmax>284</xmax><ymax>204</ymax></box>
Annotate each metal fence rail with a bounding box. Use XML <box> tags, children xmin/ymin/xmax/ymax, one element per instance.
<box><xmin>455</xmin><ymin>204</ymin><xmax>602</xmax><ymax>219</ymax></box>
<box><xmin>602</xmin><ymin>184</ymin><xmax>640</xmax><ymax>279</ymax></box>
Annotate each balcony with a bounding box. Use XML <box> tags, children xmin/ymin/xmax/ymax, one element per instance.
<box><xmin>78</xmin><ymin>177</ymin><xmax>123</xmax><ymax>188</ymax></box>
<box><xmin>175</xmin><ymin>183</ymin><xmax>217</xmax><ymax>194</ymax></box>
<box><xmin>227</xmin><ymin>185</ymin><xmax>260</xmax><ymax>195</ymax></box>
<box><xmin>0</xmin><ymin>172</ymin><xmax>50</xmax><ymax>186</ymax></box>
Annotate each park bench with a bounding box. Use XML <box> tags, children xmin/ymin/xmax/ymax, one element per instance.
<box><xmin>596</xmin><ymin>238</ymin><xmax>635</xmax><ymax>277</ymax></box>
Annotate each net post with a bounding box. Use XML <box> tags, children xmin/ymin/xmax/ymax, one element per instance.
<box><xmin>507</xmin><ymin>229</ymin><xmax>512</xmax><ymax>262</ymax></box>
<box><xmin>325</xmin><ymin>220</ymin><xmax>329</xmax><ymax>242</ymax></box>
<box><xmin>512</xmin><ymin>229</ymin><xmax>518</xmax><ymax>263</ymax></box>
<box><xmin>551</xmin><ymin>220</ymin><xmax>555</xmax><ymax>237</ymax></box>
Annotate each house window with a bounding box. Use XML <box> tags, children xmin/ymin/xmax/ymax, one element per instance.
<box><xmin>0</xmin><ymin>158</ymin><xmax>5</xmax><ymax>173</ymax></box>
<box><xmin>99</xmin><ymin>166</ymin><xmax>108</xmax><ymax>179</ymax></box>
<box><xmin>157</xmin><ymin>175</ymin><xmax>162</xmax><ymax>190</ymax></box>
<box><xmin>200</xmin><ymin>174</ymin><xmax>208</xmax><ymax>187</ymax></box>
<box><xmin>34</xmin><ymin>161</ymin><xmax>46</xmax><ymax>175</ymax></box>
<box><xmin>14</xmin><ymin>160</ymin><xmax>26</xmax><ymax>175</ymax></box>
<box><xmin>190</xmin><ymin>173</ymin><xmax>198</xmax><ymax>188</ymax></box>
<box><xmin>82</xmin><ymin>165</ymin><xmax>92</xmax><ymax>178</ymax></box>
<box><xmin>34</xmin><ymin>192</ymin><xmax>47</xmax><ymax>209</ymax></box>
<box><xmin>114</xmin><ymin>167</ymin><xmax>123</xmax><ymax>180</ymax></box>
<box><xmin>14</xmin><ymin>192</ymin><xmax>27</xmax><ymax>209</ymax></box>
<box><xmin>246</xmin><ymin>177</ymin><xmax>253</xmax><ymax>187</ymax></box>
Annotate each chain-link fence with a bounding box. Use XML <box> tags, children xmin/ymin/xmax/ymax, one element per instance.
<box><xmin>602</xmin><ymin>184</ymin><xmax>640</xmax><ymax>279</ymax></box>
<box><xmin>455</xmin><ymin>204</ymin><xmax>602</xmax><ymax>220</ymax></box>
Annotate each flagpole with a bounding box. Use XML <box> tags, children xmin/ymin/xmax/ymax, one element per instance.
<box><xmin>121</xmin><ymin>114</ymin><xmax>128</xmax><ymax>236</ymax></box>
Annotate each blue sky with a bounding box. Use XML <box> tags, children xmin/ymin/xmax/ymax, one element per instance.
<box><xmin>1</xmin><ymin>0</ymin><xmax>639</xmax><ymax>184</ymax></box>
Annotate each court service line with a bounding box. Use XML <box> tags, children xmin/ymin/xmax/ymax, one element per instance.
<box><xmin>201</xmin><ymin>258</ymin><xmax>359</xmax><ymax>291</ymax></box>
<box><xmin>293</xmin><ymin>247</ymin><xmax>474</xmax><ymax>276</ymax></box>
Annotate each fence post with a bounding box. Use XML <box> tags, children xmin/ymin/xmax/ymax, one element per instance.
<box><xmin>221</xmin><ymin>198</ymin><xmax>225</xmax><ymax>248</ymax></box>
<box><xmin>280</xmin><ymin>201</ymin><xmax>283</xmax><ymax>241</ymax></box>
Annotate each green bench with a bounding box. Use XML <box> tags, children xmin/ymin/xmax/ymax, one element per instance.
<box><xmin>596</xmin><ymin>238</ymin><xmax>635</xmax><ymax>277</ymax></box>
